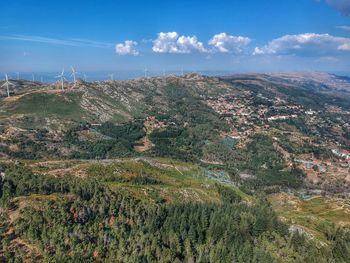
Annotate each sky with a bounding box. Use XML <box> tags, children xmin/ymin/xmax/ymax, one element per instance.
<box><xmin>1</xmin><ymin>0</ymin><xmax>350</xmax><ymax>77</ymax></box>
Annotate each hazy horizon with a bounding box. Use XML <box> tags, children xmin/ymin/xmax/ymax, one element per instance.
<box><xmin>2</xmin><ymin>69</ymin><xmax>350</xmax><ymax>83</ymax></box>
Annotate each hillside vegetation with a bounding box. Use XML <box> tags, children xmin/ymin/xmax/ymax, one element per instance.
<box><xmin>1</xmin><ymin>72</ymin><xmax>350</xmax><ymax>262</ymax></box>
<box><xmin>1</xmin><ymin>159</ymin><xmax>349</xmax><ymax>262</ymax></box>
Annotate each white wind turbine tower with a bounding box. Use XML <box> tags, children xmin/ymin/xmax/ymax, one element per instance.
<box><xmin>71</xmin><ymin>67</ymin><xmax>78</xmax><ymax>87</ymax></box>
<box><xmin>144</xmin><ymin>68</ymin><xmax>148</xmax><ymax>78</ymax></box>
<box><xmin>109</xmin><ymin>73</ymin><xmax>114</xmax><ymax>81</ymax></box>
<box><xmin>83</xmin><ymin>74</ymin><xmax>87</xmax><ymax>82</ymax></box>
<box><xmin>55</xmin><ymin>68</ymin><xmax>66</xmax><ymax>91</ymax></box>
<box><xmin>1</xmin><ymin>74</ymin><xmax>15</xmax><ymax>97</ymax></box>
<box><xmin>16</xmin><ymin>72</ymin><xmax>20</xmax><ymax>80</ymax></box>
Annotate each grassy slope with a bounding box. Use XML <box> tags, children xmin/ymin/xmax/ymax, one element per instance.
<box><xmin>269</xmin><ymin>192</ymin><xmax>350</xmax><ymax>243</ymax></box>
<box><xmin>5</xmin><ymin>93</ymin><xmax>84</xmax><ymax>119</ymax></box>
<box><xmin>0</xmin><ymin>88</ymin><xmax>143</xmax><ymax>129</ymax></box>
<box><xmin>0</xmin><ymin>92</ymin><xmax>95</xmax><ymax>131</ymax></box>
<box><xmin>22</xmin><ymin>158</ymin><xmax>243</xmax><ymax>204</ymax></box>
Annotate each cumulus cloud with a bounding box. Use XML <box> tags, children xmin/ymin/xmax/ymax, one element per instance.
<box><xmin>253</xmin><ymin>33</ymin><xmax>350</xmax><ymax>56</ymax></box>
<box><xmin>115</xmin><ymin>40</ymin><xmax>139</xmax><ymax>56</ymax></box>
<box><xmin>326</xmin><ymin>0</ymin><xmax>350</xmax><ymax>16</ymax></box>
<box><xmin>208</xmin><ymin>33</ymin><xmax>251</xmax><ymax>53</ymax></box>
<box><xmin>152</xmin><ymin>32</ymin><xmax>207</xmax><ymax>53</ymax></box>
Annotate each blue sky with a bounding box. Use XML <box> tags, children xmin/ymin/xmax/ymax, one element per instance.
<box><xmin>1</xmin><ymin>0</ymin><xmax>350</xmax><ymax>75</ymax></box>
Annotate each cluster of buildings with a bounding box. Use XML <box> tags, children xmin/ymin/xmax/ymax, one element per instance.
<box><xmin>206</xmin><ymin>91</ymin><xmax>349</xmax><ymax>149</ymax></box>
<box><xmin>294</xmin><ymin>159</ymin><xmax>327</xmax><ymax>173</ymax></box>
<box><xmin>332</xmin><ymin>149</ymin><xmax>350</xmax><ymax>162</ymax></box>
<box><xmin>144</xmin><ymin>116</ymin><xmax>167</xmax><ymax>132</ymax></box>
<box><xmin>206</xmin><ymin>93</ymin><xmax>305</xmax><ymax>141</ymax></box>
<box><xmin>267</xmin><ymin>115</ymin><xmax>298</xmax><ymax>122</ymax></box>
<box><xmin>206</xmin><ymin>92</ymin><xmax>350</xmax><ymax>181</ymax></box>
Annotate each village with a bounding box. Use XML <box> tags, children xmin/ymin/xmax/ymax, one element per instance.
<box><xmin>206</xmin><ymin>91</ymin><xmax>350</xmax><ymax>192</ymax></box>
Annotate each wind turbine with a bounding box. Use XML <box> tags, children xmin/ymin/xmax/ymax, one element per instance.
<box><xmin>83</xmin><ymin>74</ymin><xmax>87</xmax><ymax>82</ymax></box>
<box><xmin>1</xmin><ymin>74</ymin><xmax>15</xmax><ymax>97</ymax></box>
<box><xmin>109</xmin><ymin>73</ymin><xmax>114</xmax><ymax>81</ymax></box>
<box><xmin>55</xmin><ymin>68</ymin><xmax>66</xmax><ymax>91</ymax></box>
<box><xmin>32</xmin><ymin>73</ymin><xmax>35</xmax><ymax>82</ymax></box>
<box><xmin>16</xmin><ymin>72</ymin><xmax>20</xmax><ymax>80</ymax></box>
<box><xmin>144</xmin><ymin>68</ymin><xmax>148</xmax><ymax>78</ymax></box>
<box><xmin>71</xmin><ymin>66</ymin><xmax>78</xmax><ymax>87</ymax></box>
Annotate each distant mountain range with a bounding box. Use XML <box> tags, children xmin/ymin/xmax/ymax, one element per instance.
<box><xmin>1</xmin><ymin>70</ymin><xmax>350</xmax><ymax>85</ymax></box>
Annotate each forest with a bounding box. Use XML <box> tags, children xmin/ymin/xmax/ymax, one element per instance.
<box><xmin>0</xmin><ymin>164</ymin><xmax>349</xmax><ymax>262</ymax></box>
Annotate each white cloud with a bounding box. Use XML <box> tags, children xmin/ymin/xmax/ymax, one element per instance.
<box><xmin>336</xmin><ymin>25</ymin><xmax>350</xmax><ymax>31</ymax></box>
<box><xmin>253</xmin><ymin>33</ymin><xmax>350</xmax><ymax>56</ymax></box>
<box><xmin>0</xmin><ymin>35</ymin><xmax>81</xmax><ymax>46</ymax></box>
<box><xmin>70</xmin><ymin>38</ymin><xmax>114</xmax><ymax>48</ymax></box>
<box><xmin>208</xmin><ymin>33</ymin><xmax>251</xmax><ymax>53</ymax></box>
<box><xmin>152</xmin><ymin>32</ymin><xmax>207</xmax><ymax>53</ymax></box>
<box><xmin>115</xmin><ymin>40</ymin><xmax>139</xmax><ymax>56</ymax></box>
<box><xmin>0</xmin><ymin>35</ymin><xmax>114</xmax><ymax>48</ymax></box>
<box><xmin>338</xmin><ymin>42</ymin><xmax>350</xmax><ymax>50</ymax></box>
<box><xmin>316</xmin><ymin>56</ymin><xmax>339</xmax><ymax>63</ymax></box>
<box><xmin>253</xmin><ymin>47</ymin><xmax>265</xmax><ymax>55</ymax></box>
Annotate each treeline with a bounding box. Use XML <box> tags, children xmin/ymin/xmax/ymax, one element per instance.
<box><xmin>200</xmin><ymin>134</ymin><xmax>306</xmax><ymax>191</ymax></box>
<box><xmin>0</xmin><ymin>120</ymin><xmax>146</xmax><ymax>160</ymax></box>
<box><xmin>63</xmin><ymin>121</ymin><xmax>145</xmax><ymax>159</ymax></box>
<box><xmin>1</xmin><ymin>164</ymin><xmax>349</xmax><ymax>262</ymax></box>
